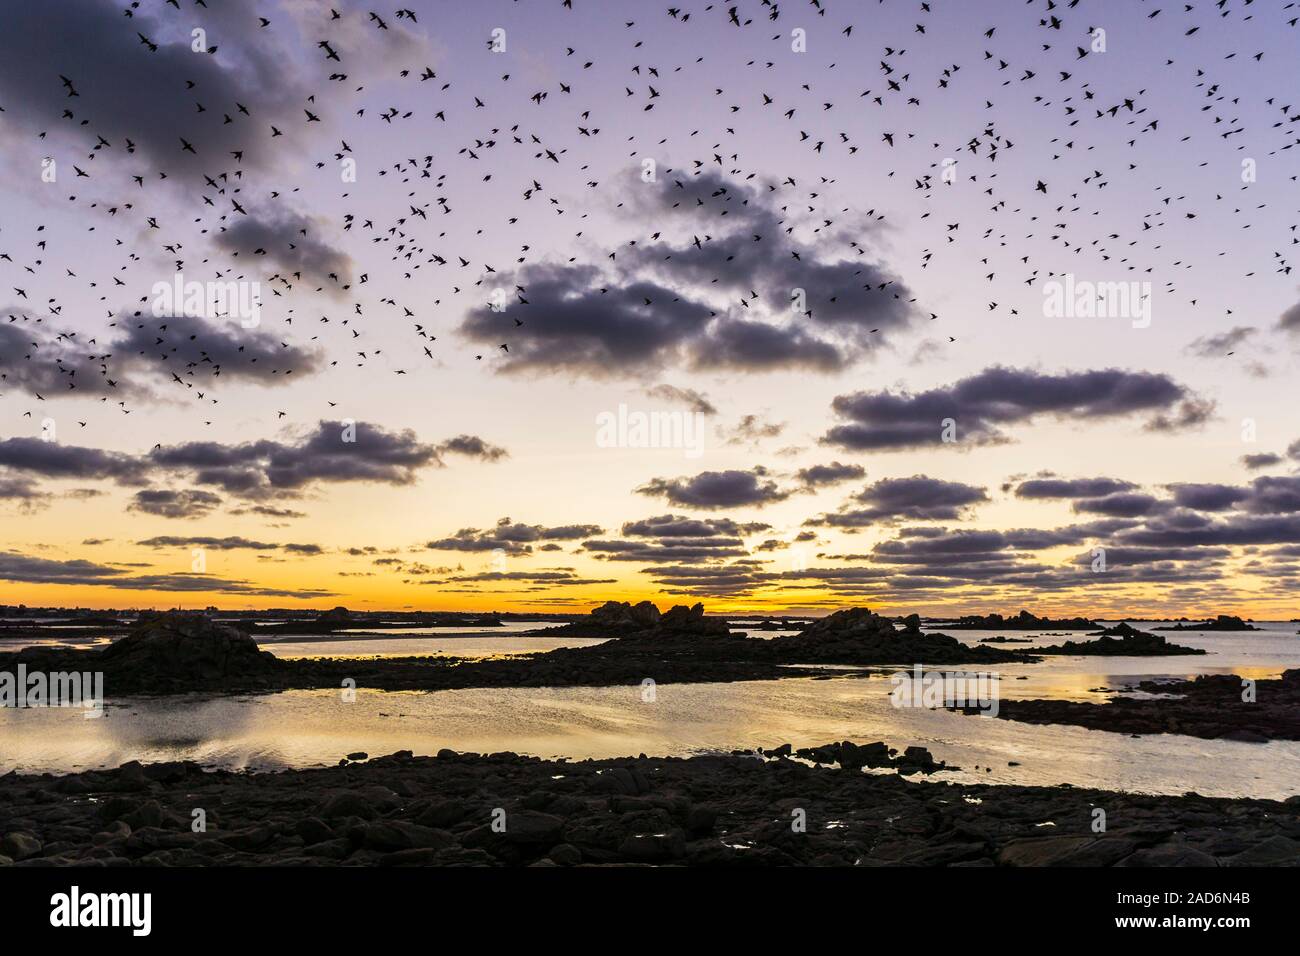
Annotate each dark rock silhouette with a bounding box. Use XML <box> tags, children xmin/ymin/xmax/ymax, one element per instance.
<box><xmin>1154</xmin><ymin>615</ymin><xmax>1261</xmax><ymax>632</ymax></box>
<box><xmin>943</xmin><ymin>610</ymin><xmax>1098</xmax><ymax>630</ymax></box>
<box><xmin>973</xmin><ymin>669</ymin><xmax>1300</xmax><ymax>741</ymax></box>
<box><xmin>540</xmin><ymin>600</ymin><xmax>731</xmax><ymax>639</ymax></box>
<box><xmin>772</xmin><ymin>607</ymin><xmax>1018</xmax><ymax>665</ymax></box>
<box><xmin>1</xmin><ymin>611</ymin><xmax>284</xmax><ymax>694</ymax></box>
<box><xmin>1037</xmin><ymin>624</ymin><xmax>1203</xmax><ymax>657</ymax></box>
<box><xmin>316</xmin><ymin>606</ymin><xmax>354</xmax><ymax>625</ymax></box>
<box><xmin>101</xmin><ymin>614</ymin><xmax>282</xmax><ymax>687</ymax></box>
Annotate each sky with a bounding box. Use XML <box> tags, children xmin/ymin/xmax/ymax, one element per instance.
<box><xmin>2</xmin><ymin>0</ymin><xmax>1300</xmax><ymax>617</ymax></box>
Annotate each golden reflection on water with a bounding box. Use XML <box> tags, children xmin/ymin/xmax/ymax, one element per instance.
<box><xmin>3</xmin><ymin>624</ymin><xmax>1298</xmax><ymax>800</ymax></box>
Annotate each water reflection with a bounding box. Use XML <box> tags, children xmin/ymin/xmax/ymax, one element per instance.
<box><xmin>2</xmin><ymin>622</ymin><xmax>1297</xmax><ymax>800</ymax></box>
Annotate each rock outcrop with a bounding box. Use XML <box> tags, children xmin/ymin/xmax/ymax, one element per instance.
<box><xmin>774</xmin><ymin>608</ymin><xmax>1023</xmax><ymax>665</ymax></box>
<box><xmin>1037</xmin><ymin>623</ymin><xmax>1204</xmax><ymax>657</ymax></box>
<box><xmin>534</xmin><ymin>601</ymin><xmax>732</xmax><ymax>640</ymax></box>
<box><xmin>100</xmin><ymin>614</ymin><xmax>283</xmax><ymax>689</ymax></box>
<box><xmin>943</xmin><ymin>610</ymin><xmax>1098</xmax><ymax>630</ymax></box>
<box><xmin>1155</xmin><ymin>615</ymin><xmax>1261</xmax><ymax>632</ymax></box>
<box><xmin>0</xmin><ymin>612</ymin><xmax>285</xmax><ymax>694</ymax></box>
<box><xmin>975</xmin><ymin>669</ymin><xmax>1300</xmax><ymax>741</ymax></box>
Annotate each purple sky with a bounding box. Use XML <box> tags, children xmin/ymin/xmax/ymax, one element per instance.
<box><xmin>1</xmin><ymin>0</ymin><xmax>1299</xmax><ymax>615</ymax></box>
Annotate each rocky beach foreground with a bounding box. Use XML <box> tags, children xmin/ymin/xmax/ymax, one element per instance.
<box><xmin>3</xmin><ymin>746</ymin><xmax>1298</xmax><ymax>868</ymax></box>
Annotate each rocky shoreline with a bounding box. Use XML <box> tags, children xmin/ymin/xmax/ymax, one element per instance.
<box><xmin>968</xmin><ymin>670</ymin><xmax>1300</xmax><ymax>742</ymax></box>
<box><xmin>3</xmin><ymin>746</ymin><xmax>1297</xmax><ymax>867</ymax></box>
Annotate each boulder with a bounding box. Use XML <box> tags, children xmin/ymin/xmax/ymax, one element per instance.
<box><xmin>319</xmin><ymin>792</ymin><xmax>379</xmax><ymax>821</ymax></box>
<box><xmin>500</xmin><ymin>810</ymin><xmax>564</xmax><ymax>844</ymax></box>
<box><xmin>0</xmin><ymin>832</ymin><xmax>42</xmax><ymax>861</ymax></box>
<box><xmin>1115</xmin><ymin>842</ymin><xmax>1220</xmax><ymax>867</ymax></box>
<box><xmin>99</xmin><ymin>613</ymin><xmax>284</xmax><ymax>687</ymax></box>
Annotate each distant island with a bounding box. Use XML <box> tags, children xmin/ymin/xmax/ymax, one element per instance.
<box><xmin>1153</xmin><ymin>615</ymin><xmax>1261</xmax><ymax>632</ymax></box>
<box><xmin>933</xmin><ymin>610</ymin><xmax>1098</xmax><ymax>630</ymax></box>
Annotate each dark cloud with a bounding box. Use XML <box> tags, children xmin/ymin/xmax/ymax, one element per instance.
<box><xmin>621</xmin><ymin>170</ymin><xmax>913</xmax><ymax>342</ymax></box>
<box><xmin>0</xmin><ymin>0</ymin><xmax>307</xmax><ymax>176</ymax></box>
<box><xmin>643</xmin><ymin>560</ymin><xmax>775</xmax><ymax>596</ymax></box>
<box><xmin>720</xmin><ymin>414</ymin><xmax>786</xmax><ymax>446</ymax></box>
<box><xmin>621</xmin><ymin>514</ymin><xmax>768</xmax><ymax>538</ymax></box>
<box><xmin>809</xmin><ymin>476</ymin><xmax>989</xmax><ymax>526</ymax></box>
<box><xmin>1184</xmin><ymin>326</ymin><xmax>1257</xmax><ymax>357</ymax></box>
<box><xmin>114</xmin><ymin>313</ymin><xmax>322</xmax><ymax>388</ymax></box>
<box><xmin>691</xmin><ymin>319</ymin><xmax>848</xmax><ymax>373</ymax></box>
<box><xmin>229</xmin><ymin>504</ymin><xmax>308</xmax><ymax>519</ymax></box>
<box><xmin>1278</xmin><ymin>301</ymin><xmax>1300</xmax><ymax>335</ymax></box>
<box><xmin>137</xmin><ymin>535</ymin><xmax>281</xmax><ymax>551</ymax></box>
<box><xmin>1165</xmin><ymin>483</ymin><xmax>1251</xmax><ymax>512</ymax></box>
<box><xmin>0</xmin><ymin>438</ymin><xmax>148</xmax><ymax>485</ymax></box>
<box><xmin>1240</xmin><ymin>453</ymin><xmax>1283</xmax><ymax>471</ymax></box>
<box><xmin>214</xmin><ymin>208</ymin><xmax>353</xmax><ymax>287</ymax></box>
<box><xmin>0</xmin><ymin>549</ymin><xmax>330</xmax><ymax>597</ymax></box>
<box><xmin>0</xmin><ymin>321</ymin><xmax>118</xmax><ymax>398</ymax></box>
<box><xmin>0</xmin><ymin>422</ymin><xmax>481</xmax><ymax>506</ymax></box>
<box><xmin>1144</xmin><ymin>396</ymin><xmax>1216</xmax><ymax>433</ymax></box>
<box><xmin>128</xmin><ymin>488</ymin><xmax>223</xmax><ymax>519</ymax></box>
<box><xmin>426</xmin><ymin>517</ymin><xmax>604</xmax><ymax>555</ymax></box>
<box><xmin>643</xmin><ymin>384</ymin><xmax>717</xmax><ymax>415</ymax></box>
<box><xmin>460</xmin><ymin>170</ymin><xmax>914</xmax><ymax>377</ymax></box>
<box><xmin>0</xmin><ymin>475</ymin><xmax>47</xmax><ymax>501</ymax></box>
<box><xmin>1115</xmin><ymin>511</ymin><xmax>1300</xmax><ymax>548</ymax></box>
<box><xmin>796</xmin><ymin>461</ymin><xmax>867</xmax><ymax>488</ymax></box>
<box><xmin>461</xmin><ymin>265</ymin><xmax>716</xmax><ymax>377</ymax></box>
<box><xmin>582</xmin><ymin>514</ymin><xmax>755</xmax><ymax>564</ymax></box>
<box><xmin>0</xmin><ymin>310</ymin><xmax>322</xmax><ymax>401</ymax></box>
<box><xmin>636</xmin><ymin>467</ymin><xmax>791</xmax><ymax>509</ymax></box>
<box><xmin>151</xmin><ymin>420</ymin><xmax>444</xmax><ymax>497</ymax></box>
<box><xmin>428</xmin><ymin>570</ymin><xmax>618</xmax><ymax>587</ymax></box>
<box><xmin>283</xmin><ymin>543</ymin><xmax>325</xmax><ymax>556</ymax></box>
<box><xmin>822</xmin><ymin>366</ymin><xmax>1211</xmax><ymax>451</ymax></box>
<box><xmin>0</xmin><ymin>551</ymin><xmax>124</xmax><ymax>585</ymax></box>
<box><xmin>0</xmin><ymin>0</ymin><xmax>427</xmax><ymax>180</ymax></box>
<box><xmin>435</xmin><ymin>435</ymin><xmax>509</xmax><ymax>462</ymax></box>
<box><xmin>1071</xmin><ymin>492</ymin><xmax>1166</xmax><ymax>518</ymax></box>
<box><xmin>1015</xmin><ymin>477</ymin><xmax>1138</xmax><ymax>499</ymax></box>
<box><xmin>1243</xmin><ymin>476</ymin><xmax>1300</xmax><ymax>514</ymax></box>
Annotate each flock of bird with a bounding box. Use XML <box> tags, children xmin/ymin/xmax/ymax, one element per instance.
<box><xmin>1</xmin><ymin>0</ymin><xmax>1297</xmax><ymax>436</ymax></box>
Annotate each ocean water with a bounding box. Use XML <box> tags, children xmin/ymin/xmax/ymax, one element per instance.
<box><xmin>2</xmin><ymin>622</ymin><xmax>1298</xmax><ymax>800</ymax></box>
